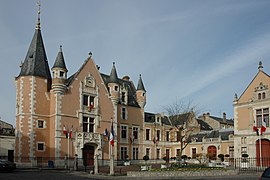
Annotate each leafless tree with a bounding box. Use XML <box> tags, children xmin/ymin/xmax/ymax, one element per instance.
<box><xmin>163</xmin><ymin>98</ymin><xmax>200</xmax><ymax>157</ymax></box>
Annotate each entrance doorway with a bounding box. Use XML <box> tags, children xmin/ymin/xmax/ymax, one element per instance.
<box><xmin>256</xmin><ymin>139</ymin><xmax>270</xmax><ymax>166</ymax></box>
<box><xmin>207</xmin><ymin>146</ymin><xmax>217</xmax><ymax>160</ymax></box>
<box><xmin>83</xmin><ymin>144</ymin><xmax>94</xmax><ymax>166</ymax></box>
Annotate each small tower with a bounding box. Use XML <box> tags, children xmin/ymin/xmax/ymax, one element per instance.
<box><xmin>51</xmin><ymin>45</ymin><xmax>68</xmax><ymax>94</ymax></box>
<box><xmin>108</xmin><ymin>62</ymin><xmax>120</xmax><ymax>105</ymax></box>
<box><xmin>136</xmin><ymin>74</ymin><xmax>146</xmax><ymax>108</ymax></box>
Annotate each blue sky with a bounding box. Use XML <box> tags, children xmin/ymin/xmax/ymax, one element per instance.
<box><xmin>1</xmin><ymin>0</ymin><xmax>270</xmax><ymax>125</ymax></box>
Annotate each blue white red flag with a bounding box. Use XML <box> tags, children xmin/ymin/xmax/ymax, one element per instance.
<box><xmin>110</xmin><ymin>122</ymin><xmax>114</xmax><ymax>146</ymax></box>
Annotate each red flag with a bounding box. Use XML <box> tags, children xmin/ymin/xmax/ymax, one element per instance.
<box><xmin>110</xmin><ymin>121</ymin><xmax>114</xmax><ymax>146</ymax></box>
<box><xmin>261</xmin><ymin>119</ymin><xmax>267</xmax><ymax>134</ymax></box>
<box><xmin>69</xmin><ymin>126</ymin><xmax>73</xmax><ymax>138</ymax></box>
<box><xmin>253</xmin><ymin>126</ymin><xmax>259</xmax><ymax>136</ymax></box>
<box><xmin>63</xmin><ymin>125</ymin><xmax>67</xmax><ymax>137</ymax></box>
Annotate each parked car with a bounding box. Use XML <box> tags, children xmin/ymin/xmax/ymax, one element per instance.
<box><xmin>0</xmin><ymin>159</ymin><xmax>16</xmax><ymax>172</ymax></box>
<box><xmin>259</xmin><ymin>167</ymin><xmax>270</xmax><ymax>180</ymax></box>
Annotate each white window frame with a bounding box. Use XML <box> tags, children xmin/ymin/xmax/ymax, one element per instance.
<box><xmin>37</xmin><ymin>142</ymin><xmax>45</xmax><ymax>152</ymax></box>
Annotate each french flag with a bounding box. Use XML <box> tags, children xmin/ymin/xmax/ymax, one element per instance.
<box><xmin>261</xmin><ymin>119</ymin><xmax>267</xmax><ymax>134</ymax></box>
<box><xmin>110</xmin><ymin>121</ymin><xmax>114</xmax><ymax>147</ymax></box>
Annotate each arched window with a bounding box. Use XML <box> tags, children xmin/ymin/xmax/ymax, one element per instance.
<box><xmin>258</xmin><ymin>93</ymin><xmax>262</xmax><ymax>100</ymax></box>
<box><xmin>262</xmin><ymin>92</ymin><xmax>266</xmax><ymax>99</ymax></box>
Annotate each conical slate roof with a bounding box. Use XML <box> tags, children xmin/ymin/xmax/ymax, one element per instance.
<box><xmin>137</xmin><ymin>74</ymin><xmax>146</xmax><ymax>91</ymax></box>
<box><xmin>52</xmin><ymin>46</ymin><xmax>67</xmax><ymax>71</ymax></box>
<box><xmin>109</xmin><ymin>62</ymin><xmax>118</xmax><ymax>83</ymax></box>
<box><xmin>19</xmin><ymin>28</ymin><xmax>51</xmax><ymax>80</ymax></box>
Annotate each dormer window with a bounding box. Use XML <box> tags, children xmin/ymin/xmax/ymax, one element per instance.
<box><xmin>258</xmin><ymin>93</ymin><xmax>261</xmax><ymax>100</ymax></box>
<box><xmin>114</xmin><ymin>86</ymin><xmax>118</xmax><ymax>91</ymax></box>
<box><xmin>121</xmin><ymin>92</ymin><xmax>126</xmax><ymax>103</ymax></box>
<box><xmin>263</xmin><ymin>92</ymin><xmax>266</xmax><ymax>99</ymax></box>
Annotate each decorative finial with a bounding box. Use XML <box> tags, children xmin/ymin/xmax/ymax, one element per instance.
<box><xmin>113</xmin><ymin>62</ymin><xmax>115</xmax><ymax>65</ymax></box>
<box><xmin>139</xmin><ymin>74</ymin><xmax>142</xmax><ymax>78</ymax></box>
<box><xmin>88</xmin><ymin>52</ymin><xmax>92</xmax><ymax>57</ymax></box>
<box><xmin>60</xmin><ymin>45</ymin><xmax>62</xmax><ymax>52</ymax></box>
<box><xmin>233</xmin><ymin>93</ymin><xmax>238</xmax><ymax>103</ymax></box>
<box><xmin>258</xmin><ymin>61</ymin><xmax>263</xmax><ymax>71</ymax></box>
<box><xmin>36</xmin><ymin>1</ymin><xmax>41</xmax><ymax>29</ymax></box>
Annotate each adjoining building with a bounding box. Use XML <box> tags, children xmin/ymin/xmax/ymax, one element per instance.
<box><xmin>0</xmin><ymin>119</ymin><xmax>15</xmax><ymax>161</ymax></box>
<box><xmin>233</xmin><ymin>62</ymin><xmax>270</xmax><ymax>166</ymax></box>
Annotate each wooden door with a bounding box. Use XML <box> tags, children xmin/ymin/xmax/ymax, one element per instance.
<box><xmin>83</xmin><ymin>145</ymin><xmax>94</xmax><ymax>166</ymax></box>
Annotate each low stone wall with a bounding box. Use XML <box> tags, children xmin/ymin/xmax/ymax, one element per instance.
<box><xmin>127</xmin><ymin>169</ymin><xmax>238</xmax><ymax>178</ymax></box>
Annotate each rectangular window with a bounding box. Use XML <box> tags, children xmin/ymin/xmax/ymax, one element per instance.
<box><xmin>156</xmin><ymin>130</ymin><xmax>160</xmax><ymax>141</ymax></box>
<box><xmin>82</xmin><ymin>95</ymin><xmax>95</xmax><ymax>108</ymax></box>
<box><xmin>256</xmin><ymin>108</ymin><xmax>269</xmax><ymax>127</ymax></box>
<box><xmin>241</xmin><ymin>147</ymin><xmax>247</xmax><ymax>155</ymax></box>
<box><xmin>146</xmin><ymin>148</ymin><xmax>150</xmax><ymax>157</ymax></box>
<box><xmin>122</xmin><ymin>107</ymin><xmax>127</xmax><ymax>119</ymax></box>
<box><xmin>176</xmin><ymin>149</ymin><xmax>181</xmax><ymax>157</ymax></box>
<box><xmin>177</xmin><ymin>132</ymin><xmax>181</xmax><ymax>141</ymax></box>
<box><xmin>120</xmin><ymin>147</ymin><xmax>128</xmax><ymax>160</ymax></box>
<box><xmin>192</xmin><ymin>148</ymin><xmax>196</xmax><ymax>159</ymax></box>
<box><xmin>166</xmin><ymin>131</ymin><xmax>170</xmax><ymax>141</ymax></box>
<box><xmin>83</xmin><ymin>116</ymin><xmax>94</xmax><ymax>133</ymax></box>
<box><xmin>121</xmin><ymin>125</ymin><xmax>127</xmax><ymax>139</ymax></box>
<box><xmin>146</xmin><ymin>129</ymin><xmax>150</xmax><ymax>140</ymax></box>
<box><xmin>37</xmin><ymin>142</ymin><xmax>45</xmax><ymax>151</ymax></box>
<box><xmin>133</xmin><ymin>147</ymin><xmax>139</xmax><ymax>160</ymax></box>
<box><xmin>229</xmin><ymin>146</ymin><xmax>234</xmax><ymax>158</ymax></box>
<box><xmin>133</xmin><ymin>127</ymin><xmax>138</xmax><ymax>140</ymax></box>
<box><xmin>121</xmin><ymin>92</ymin><xmax>126</xmax><ymax>103</ymax></box>
<box><xmin>37</xmin><ymin>120</ymin><xmax>44</xmax><ymax>128</ymax></box>
<box><xmin>156</xmin><ymin>148</ymin><xmax>160</xmax><ymax>159</ymax></box>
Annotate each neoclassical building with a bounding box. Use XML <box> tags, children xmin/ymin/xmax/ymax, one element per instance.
<box><xmin>14</xmin><ymin>6</ymin><xmax>146</xmax><ymax>171</ymax></box>
<box><xmin>233</xmin><ymin>62</ymin><xmax>270</xmax><ymax>166</ymax></box>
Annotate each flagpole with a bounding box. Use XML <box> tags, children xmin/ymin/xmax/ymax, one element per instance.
<box><xmin>68</xmin><ymin>132</ymin><xmax>70</xmax><ymax>169</ymax></box>
<box><xmin>110</xmin><ymin>118</ymin><xmax>114</xmax><ymax>175</ymax></box>
<box><xmin>259</xmin><ymin>130</ymin><xmax>262</xmax><ymax>168</ymax></box>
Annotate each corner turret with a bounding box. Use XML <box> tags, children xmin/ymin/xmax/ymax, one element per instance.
<box><xmin>51</xmin><ymin>45</ymin><xmax>68</xmax><ymax>93</ymax></box>
<box><xmin>108</xmin><ymin>62</ymin><xmax>120</xmax><ymax>104</ymax></box>
<box><xmin>136</xmin><ymin>74</ymin><xmax>146</xmax><ymax>108</ymax></box>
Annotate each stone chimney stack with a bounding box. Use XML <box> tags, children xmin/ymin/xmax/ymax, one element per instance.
<box><xmin>223</xmin><ymin>112</ymin><xmax>226</xmax><ymax>123</ymax></box>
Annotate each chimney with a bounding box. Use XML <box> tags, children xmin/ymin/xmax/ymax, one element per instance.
<box><xmin>223</xmin><ymin>112</ymin><xmax>226</xmax><ymax>122</ymax></box>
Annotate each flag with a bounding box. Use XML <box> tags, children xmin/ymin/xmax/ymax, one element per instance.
<box><xmin>130</xmin><ymin>135</ymin><xmax>134</xmax><ymax>144</ymax></box>
<box><xmin>261</xmin><ymin>119</ymin><xmax>267</xmax><ymax>134</ymax></box>
<box><xmin>69</xmin><ymin>126</ymin><xmax>73</xmax><ymax>139</ymax></box>
<box><xmin>63</xmin><ymin>125</ymin><xmax>68</xmax><ymax>138</ymax></box>
<box><xmin>104</xmin><ymin>128</ymin><xmax>109</xmax><ymax>140</ymax></box>
<box><xmin>89</xmin><ymin>102</ymin><xmax>94</xmax><ymax>111</ymax></box>
<box><xmin>253</xmin><ymin>126</ymin><xmax>259</xmax><ymax>136</ymax></box>
<box><xmin>110</xmin><ymin>121</ymin><xmax>114</xmax><ymax>146</ymax></box>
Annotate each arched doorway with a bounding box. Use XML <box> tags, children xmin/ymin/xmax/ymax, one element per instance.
<box><xmin>256</xmin><ymin>139</ymin><xmax>270</xmax><ymax>166</ymax></box>
<box><xmin>207</xmin><ymin>146</ymin><xmax>217</xmax><ymax>160</ymax></box>
<box><xmin>82</xmin><ymin>144</ymin><xmax>95</xmax><ymax>166</ymax></box>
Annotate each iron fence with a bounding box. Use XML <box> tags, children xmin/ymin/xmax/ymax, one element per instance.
<box><xmin>1</xmin><ymin>156</ymin><xmax>269</xmax><ymax>173</ymax></box>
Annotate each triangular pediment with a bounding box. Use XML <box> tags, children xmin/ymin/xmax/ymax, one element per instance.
<box><xmin>238</xmin><ymin>70</ymin><xmax>270</xmax><ymax>103</ymax></box>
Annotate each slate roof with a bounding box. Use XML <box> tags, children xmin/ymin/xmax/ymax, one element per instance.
<box><xmin>209</xmin><ymin>116</ymin><xmax>234</xmax><ymax>125</ymax></box>
<box><xmin>18</xmin><ymin>28</ymin><xmax>51</xmax><ymax>80</ymax></box>
<box><xmin>52</xmin><ymin>46</ymin><xmax>67</xmax><ymax>71</ymax></box>
<box><xmin>108</xmin><ymin>62</ymin><xmax>118</xmax><ymax>83</ymax></box>
<box><xmin>137</xmin><ymin>74</ymin><xmax>146</xmax><ymax>91</ymax></box>
<box><xmin>101</xmin><ymin>73</ymin><xmax>140</xmax><ymax>107</ymax></box>
<box><xmin>170</xmin><ymin>113</ymin><xmax>192</xmax><ymax>126</ymax></box>
<box><xmin>144</xmin><ymin>112</ymin><xmax>172</xmax><ymax>126</ymax></box>
<box><xmin>197</xmin><ymin>119</ymin><xmax>213</xmax><ymax>131</ymax></box>
<box><xmin>188</xmin><ymin>128</ymin><xmax>234</xmax><ymax>143</ymax></box>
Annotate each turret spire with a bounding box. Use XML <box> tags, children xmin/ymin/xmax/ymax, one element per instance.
<box><xmin>137</xmin><ymin>74</ymin><xmax>146</xmax><ymax>91</ymax></box>
<box><xmin>109</xmin><ymin>62</ymin><xmax>119</xmax><ymax>83</ymax></box>
<box><xmin>52</xmin><ymin>45</ymin><xmax>67</xmax><ymax>71</ymax></box>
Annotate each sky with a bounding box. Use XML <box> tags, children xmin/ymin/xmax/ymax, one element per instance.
<box><xmin>1</xmin><ymin>0</ymin><xmax>270</xmax><ymax>126</ymax></box>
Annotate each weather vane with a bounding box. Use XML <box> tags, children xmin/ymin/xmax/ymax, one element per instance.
<box><xmin>36</xmin><ymin>0</ymin><xmax>41</xmax><ymax>29</ymax></box>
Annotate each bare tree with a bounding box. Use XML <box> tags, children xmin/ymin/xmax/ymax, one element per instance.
<box><xmin>163</xmin><ymin>98</ymin><xmax>200</xmax><ymax>157</ymax></box>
